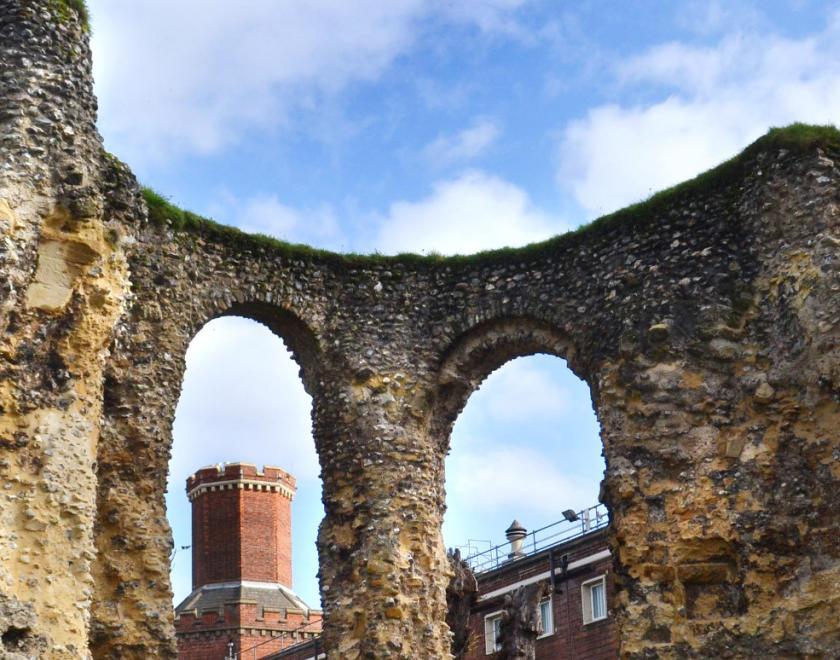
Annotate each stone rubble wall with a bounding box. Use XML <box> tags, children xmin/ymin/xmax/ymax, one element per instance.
<box><xmin>0</xmin><ymin>1</ymin><xmax>138</xmax><ymax>657</ymax></box>
<box><xmin>0</xmin><ymin>2</ymin><xmax>838</xmax><ymax>658</ymax></box>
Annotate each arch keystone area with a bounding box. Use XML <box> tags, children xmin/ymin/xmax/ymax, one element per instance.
<box><xmin>0</xmin><ymin>1</ymin><xmax>838</xmax><ymax>657</ymax></box>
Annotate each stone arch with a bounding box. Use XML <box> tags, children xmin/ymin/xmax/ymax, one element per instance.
<box><xmin>432</xmin><ymin>315</ymin><xmax>613</xmax><ymax>654</ymax></box>
<box><xmin>208</xmin><ymin>300</ymin><xmax>323</xmax><ymax>395</ymax></box>
<box><xmin>1</xmin><ymin>2</ymin><xmax>837</xmax><ymax>650</ymax></box>
<box><xmin>91</xmin><ymin>296</ymin><xmax>327</xmax><ymax>657</ymax></box>
<box><xmin>432</xmin><ymin>316</ymin><xmax>589</xmax><ymax>443</ymax></box>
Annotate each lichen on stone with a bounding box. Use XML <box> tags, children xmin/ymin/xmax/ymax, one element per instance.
<box><xmin>50</xmin><ymin>0</ymin><xmax>89</xmax><ymax>31</ymax></box>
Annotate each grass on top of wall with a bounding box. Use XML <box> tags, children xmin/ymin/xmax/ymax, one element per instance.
<box><xmin>142</xmin><ymin>123</ymin><xmax>840</xmax><ymax>270</ymax></box>
<box><xmin>52</xmin><ymin>0</ymin><xmax>89</xmax><ymax>30</ymax></box>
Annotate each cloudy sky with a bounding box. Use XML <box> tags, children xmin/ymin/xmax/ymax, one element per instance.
<box><xmin>86</xmin><ymin>1</ymin><xmax>840</xmax><ymax>608</ymax></box>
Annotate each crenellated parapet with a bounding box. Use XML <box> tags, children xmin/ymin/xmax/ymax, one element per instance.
<box><xmin>187</xmin><ymin>463</ymin><xmax>297</xmax><ymax>502</ymax></box>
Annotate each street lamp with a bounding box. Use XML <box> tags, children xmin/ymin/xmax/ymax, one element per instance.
<box><xmin>562</xmin><ymin>509</ymin><xmax>579</xmax><ymax>522</ymax></box>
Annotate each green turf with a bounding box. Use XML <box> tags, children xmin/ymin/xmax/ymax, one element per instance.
<box><xmin>51</xmin><ymin>0</ymin><xmax>89</xmax><ymax>30</ymax></box>
<box><xmin>141</xmin><ymin>123</ymin><xmax>840</xmax><ymax>270</ymax></box>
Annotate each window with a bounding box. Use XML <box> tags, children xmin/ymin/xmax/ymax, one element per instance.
<box><xmin>484</xmin><ymin>612</ymin><xmax>502</xmax><ymax>654</ymax></box>
<box><xmin>484</xmin><ymin>597</ymin><xmax>552</xmax><ymax>654</ymax></box>
<box><xmin>537</xmin><ymin>597</ymin><xmax>553</xmax><ymax>638</ymax></box>
<box><xmin>581</xmin><ymin>575</ymin><xmax>607</xmax><ymax>624</ymax></box>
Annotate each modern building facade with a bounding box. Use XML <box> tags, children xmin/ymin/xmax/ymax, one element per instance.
<box><xmin>174</xmin><ymin>463</ymin><xmax>322</xmax><ymax>659</ymax></box>
<box><xmin>463</xmin><ymin>505</ymin><xmax>618</xmax><ymax>659</ymax></box>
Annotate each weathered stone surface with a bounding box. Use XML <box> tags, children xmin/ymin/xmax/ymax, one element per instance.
<box><xmin>1</xmin><ymin>1</ymin><xmax>839</xmax><ymax>659</ymax></box>
<box><xmin>499</xmin><ymin>582</ymin><xmax>550</xmax><ymax>659</ymax></box>
<box><xmin>0</xmin><ymin>1</ymin><xmax>136</xmax><ymax>657</ymax></box>
<box><xmin>0</xmin><ymin>592</ymin><xmax>47</xmax><ymax>659</ymax></box>
<box><xmin>446</xmin><ymin>549</ymin><xmax>478</xmax><ymax>659</ymax></box>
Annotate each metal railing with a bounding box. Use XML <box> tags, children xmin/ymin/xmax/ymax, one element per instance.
<box><xmin>462</xmin><ymin>504</ymin><xmax>609</xmax><ymax>574</ymax></box>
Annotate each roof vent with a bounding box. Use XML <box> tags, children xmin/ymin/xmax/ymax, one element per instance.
<box><xmin>506</xmin><ymin>520</ymin><xmax>527</xmax><ymax>560</ymax></box>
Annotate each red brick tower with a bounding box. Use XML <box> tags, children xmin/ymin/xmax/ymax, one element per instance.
<box><xmin>174</xmin><ymin>463</ymin><xmax>322</xmax><ymax>659</ymax></box>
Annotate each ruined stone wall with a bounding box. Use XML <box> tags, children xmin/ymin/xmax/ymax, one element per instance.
<box><xmin>0</xmin><ymin>1</ymin><xmax>139</xmax><ymax>656</ymax></box>
<box><xmin>1</xmin><ymin>2</ymin><xmax>838</xmax><ymax>658</ymax></box>
<box><xmin>89</xmin><ymin>140</ymin><xmax>840</xmax><ymax>659</ymax></box>
<box><xmin>427</xmin><ymin>145</ymin><xmax>840</xmax><ymax>657</ymax></box>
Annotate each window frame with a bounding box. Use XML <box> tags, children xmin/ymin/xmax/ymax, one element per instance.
<box><xmin>581</xmin><ymin>574</ymin><xmax>608</xmax><ymax>625</ymax></box>
<box><xmin>537</xmin><ymin>596</ymin><xmax>554</xmax><ymax>639</ymax></box>
<box><xmin>483</xmin><ymin>610</ymin><xmax>503</xmax><ymax>655</ymax></box>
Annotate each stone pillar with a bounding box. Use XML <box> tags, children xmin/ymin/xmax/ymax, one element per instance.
<box><xmin>598</xmin><ymin>173</ymin><xmax>840</xmax><ymax>658</ymax></box>
<box><xmin>313</xmin><ymin>371</ymin><xmax>452</xmax><ymax>659</ymax></box>
<box><xmin>598</xmin><ymin>359</ymin><xmax>745</xmax><ymax>655</ymax></box>
<box><xmin>0</xmin><ymin>1</ymin><xmax>133</xmax><ymax>657</ymax></box>
<box><xmin>89</xmin><ymin>295</ymin><xmax>189</xmax><ymax>659</ymax></box>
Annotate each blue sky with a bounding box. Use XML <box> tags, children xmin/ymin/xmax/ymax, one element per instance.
<box><xmin>86</xmin><ymin>1</ymin><xmax>840</xmax><ymax>608</ymax></box>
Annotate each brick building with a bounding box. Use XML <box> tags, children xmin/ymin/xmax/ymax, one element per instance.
<box><xmin>462</xmin><ymin>505</ymin><xmax>618</xmax><ymax>659</ymax></box>
<box><xmin>174</xmin><ymin>463</ymin><xmax>322</xmax><ymax>659</ymax></box>
<box><xmin>263</xmin><ymin>637</ymin><xmax>324</xmax><ymax>660</ymax></box>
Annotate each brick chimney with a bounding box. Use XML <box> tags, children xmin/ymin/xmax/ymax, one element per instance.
<box><xmin>188</xmin><ymin>462</ymin><xmax>296</xmax><ymax>588</ymax></box>
<box><xmin>175</xmin><ymin>463</ymin><xmax>322</xmax><ymax>660</ymax></box>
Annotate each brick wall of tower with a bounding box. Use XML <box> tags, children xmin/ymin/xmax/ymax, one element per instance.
<box><xmin>187</xmin><ymin>463</ymin><xmax>296</xmax><ymax>588</ymax></box>
<box><xmin>175</xmin><ymin>606</ymin><xmax>322</xmax><ymax>660</ymax></box>
<box><xmin>191</xmin><ymin>487</ymin><xmax>241</xmax><ymax>589</ymax></box>
<box><xmin>240</xmin><ymin>487</ymin><xmax>293</xmax><ymax>586</ymax></box>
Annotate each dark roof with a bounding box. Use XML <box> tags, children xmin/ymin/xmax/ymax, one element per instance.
<box><xmin>175</xmin><ymin>581</ymin><xmax>317</xmax><ymax>617</ymax></box>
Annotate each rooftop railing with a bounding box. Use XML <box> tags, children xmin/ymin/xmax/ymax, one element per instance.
<box><xmin>461</xmin><ymin>503</ymin><xmax>609</xmax><ymax>574</ymax></box>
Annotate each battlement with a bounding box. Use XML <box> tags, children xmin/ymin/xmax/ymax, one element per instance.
<box><xmin>187</xmin><ymin>462</ymin><xmax>296</xmax><ymax>501</ymax></box>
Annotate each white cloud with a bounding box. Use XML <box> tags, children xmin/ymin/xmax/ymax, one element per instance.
<box><xmin>88</xmin><ymin>0</ymin><xmax>531</xmax><ymax>166</ymax></box>
<box><xmin>559</xmin><ymin>99</ymin><xmax>751</xmax><ymax>217</ymax></box>
<box><xmin>422</xmin><ymin>118</ymin><xmax>500</xmax><ymax>167</ymax></box>
<box><xmin>90</xmin><ymin>0</ymin><xmax>426</xmax><ymax>165</ymax></box>
<box><xmin>375</xmin><ymin>171</ymin><xmax>567</xmax><ymax>255</ymax></box>
<box><xmin>446</xmin><ymin>446</ymin><xmax>597</xmax><ymax>518</ymax></box>
<box><xmin>205</xmin><ymin>167</ymin><xmax>567</xmax><ymax>256</ymax></box>
<box><xmin>471</xmin><ymin>359</ymin><xmax>571</xmax><ymax>422</ymax></box>
<box><xmin>557</xmin><ymin>16</ymin><xmax>840</xmax><ymax>216</ymax></box>
<box><xmin>234</xmin><ymin>194</ymin><xmax>344</xmax><ymax>250</ymax></box>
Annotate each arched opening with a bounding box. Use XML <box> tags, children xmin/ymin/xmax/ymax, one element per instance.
<box><xmin>443</xmin><ymin>354</ymin><xmax>604</xmax><ymax>552</ymax></box>
<box><xmin>169</xmin><ymin>314</ymin><xmax>324</xmax><ymax>657</ymax></box>
<box><xmin>436</xmin><ymin>318</ymin><xmax>616</xmax><ymax>658</ymax></box>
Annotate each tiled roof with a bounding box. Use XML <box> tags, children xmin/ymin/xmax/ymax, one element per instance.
<box><xmin>175</xmin><ymin>580</ymin><xmax>316</xmax><ymax>617</ymax></box>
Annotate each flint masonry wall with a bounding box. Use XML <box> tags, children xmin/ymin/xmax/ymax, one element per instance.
<box><xmin>0</xmin><ymin>2</ymin><xmax>838</xmax><ymax>658</ymax></box>
<box><xmin>0</xmin><ymin>1</ymin><xmax>139</xmax><ymax>657</ymax></box>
